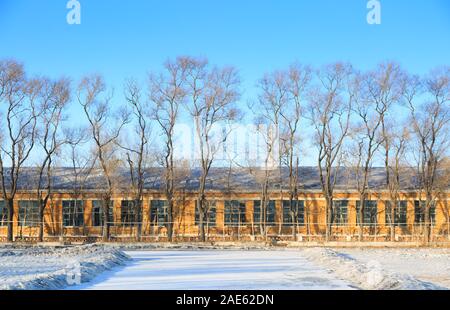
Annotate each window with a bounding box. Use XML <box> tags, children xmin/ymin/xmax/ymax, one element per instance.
<box><xmin>63</xmin><ymin>200</ymin><xmax>84</xmax><ymax>227</ymax></box>
<box><xmin>92</xmin><ymin>200</ymin><xmax>114</xmax><ymax>227</ymax></box>
<box><xmin>18</xmin><ymin>200</ymin><xmax>40</xmax><ymax>227</ymax></box>
<box><xmin>195</xmin><ymin>200</ymin><xmax>217</xmax><ymax>227</ymax></box>
<box><xmin>332</xmin><ymin>200</ymin><xmax>348</xmax><ymax>226</ymax></box>
<box><xmin>224</xmin><ymin>200</ymin><xmax>246</xmax><ymax>227</ymax></box>
<box><xmin>282</xmin><ymin>200</ymin><xmax>305</xmax><ymax>226</ymax></box>
<box><xmin>385</xmin><ymin>201</ymin><xmax>407</xmax><ymax>227</ymax></box>
<box><xmin>356</xmin><ymin>200</ymin><xmax>378</xmax><ymax>226</ymax></box>
<box><xmin>121</xmin><ymin>200</ymin><xmax>142</xmax><ymax>227</ymax></box>
<box><xmin>253</xmin><ymin>200</ymin><xmax>276</xmax><ymax>226</ymax></box>
<box><xmin>414</xmin><ymin>201</ymin><xmax>436</xmax><ymax>224</ymax></box>
<box><xmin>0</xmin><ymin>201</ymin><xmax>7</xmax><ymax>227</ymax></box>
<box><xmin>150</xmin><ymin>200</ymin><xmax>168</xmax><ymax>226</ymax></box>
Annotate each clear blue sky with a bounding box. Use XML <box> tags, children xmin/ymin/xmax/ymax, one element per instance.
<box><xmin>1</xmin><ymin>0</ymin><xmax>449</xmax><ymax>90</ymax></box>
<box><xmin>0</xmin><ymin>0</ymin><xmax>449</xmax><ymax>165</ymax></box>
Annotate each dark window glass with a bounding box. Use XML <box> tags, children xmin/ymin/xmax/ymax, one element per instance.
<box><xmin>150</xmin><ymin>200</ymin><xmax>168</xmax><ymax>227</ymax></box>
<box><xmin>63</xmin><ymin>200</ymin><xmax>84</xmax><ymax>227</ymax></box>
<box><xmin>18</xmin><ymin>201</ymin><xmax>40</xmax><ymax>227</ymax></box>
<box><xmin>253</xmin><ymin>200</ymin><xmax>276</xmax><ymax>226</ymax></box>
<box><xmin>0</xmin><ymin>201</ymin><xmax>7</xmax><ymax>227</ymax></box>
<box><xmin>282</xmin><ymin>200</ymin><xmax>305</xmax><ymax>226</ymax></box>
<box><xmin>224</xmin><ymin>201</ymin><xmax>246</xmax><ymax>226</ymax></box>
<box><xmin>414</xmin><ymin>201</ymin><xmax>436</xmax><ymax>224</ymax></box>
<box><xmin>333</xmin><ymin>200</ymin><xmax>348</xmax><ymax>226</ymax></box>
<box><xmin>356</xmin><ymin>200</ymin><xmax>378</xmax><ymax>226</ymax></box>
<box><xmin>195</xmin><ymin>201</ymin><xmax>217</xmax><ymax>227</ymax></box>
<box><xmin>121</xmin><ymin>200</ymin><xmax>141</xmax><ymax>227</ymax></box>
<box><xmin>385</xmin><ymin>201</ymin><xmax>407</xmax><ymax>227</ymax></box>
<box><xmin>92</xmin><ymin>200</ymin><xmax>114</xmax><ymax>227</ymax></box>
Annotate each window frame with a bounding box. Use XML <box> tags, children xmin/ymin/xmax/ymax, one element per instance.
<box><xmin>385</xmin><ymin>200</ymin><xmax>407</xmax><ymax>227</ymax></box>
<box><xmin>195</xmin><ymin>200</ymin><xmax>217</xmax><ymax>227</ymax></box>
<box><xmin>224</xmin><ymin>200</ymin><xmax>247</xmax><ymax>227</ymax></box>
<box><xmin>414</xmin><ymin>200</ymin><xmax>436</xmax><ymax>224</ymax></box>
<box><xmin>253</xmin><ymin>200</ymin><xmax>276</xmax><ymax>226</ymax></box>
<box><xmin>62</xmin><ymin>200</ymin><xmax>85</xmax><ymax>227</ymax></box>
<box><xmin>92</xmin><ymin>200</ymin><xmax>114</xmax><ymax>227</ymax></box>
<box><xmin>121</xmin><ymin>200</ymin><xmax>142</xmax><ymax>227</ymax></box>
<box><xmin>356</xmin><ymin>200</ymin><xmax>378</xmax><ymax>226</ymax></box>
<box><xmin>0</xmin><ymin>201</ymin><xmax>7</xmax><ymax>227</ymax></box>
<box><xmin>18</xmin><ymin>200</ymin><xmax>40</xmax><ymax>227</ymax></box>
<box><xmin>282</xmin><ymin>200</ymin><xmax>305</xmax><ymax>227</ymax></box>
<box><xmin>150</xmin><ymin>200</ymin><xmax>168</xmax><ymax>227</ymax></box>
<box><xmin>332</xmin><ymin>200</ymin><xmax>349</xmax><ymax>226</ymax></box>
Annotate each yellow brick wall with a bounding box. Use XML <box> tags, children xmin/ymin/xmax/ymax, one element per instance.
<box><xmin>0</xmin><ymin>191</ymin><xmax>449</xmax><ymax>240</ymax></box>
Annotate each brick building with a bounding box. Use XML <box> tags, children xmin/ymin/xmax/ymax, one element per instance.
<box><xmin>0</xmin><ymin>167</ymin><xmax>448</xmax><ymax>242</ymax></box>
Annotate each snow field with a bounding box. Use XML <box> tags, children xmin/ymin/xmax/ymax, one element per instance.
<box><xmin>0</xmin><ymin>245</ymin><xmax>130</xmax><ymax>290</ymax></box>
<box><xmin>1</xmin><ymin>245</ymin><xmax>449</xmax><ymax>290</ymax></box>
<box><xmin>335</xmin><ymin>248</ymin><xmax>450</xmax><ymax>289</ymax></box>
<box><xmin>70</xmin><ymin>250</ymin><xmax>354</xmax><ymax>290</ymax></box>
<box><xmin>301</xmin><ymin>248</ymin><xmax>448</xmax><ymax>290</ymax></box>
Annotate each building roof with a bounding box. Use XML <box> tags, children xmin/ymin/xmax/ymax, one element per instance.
<box><xmin>2</xmin><ymin>166</ymin><xmax>444</xmax><ymax>193</ymax></box>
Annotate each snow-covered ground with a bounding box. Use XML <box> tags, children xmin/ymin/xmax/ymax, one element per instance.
<box><xmin>0</xmin><ymin>245</ymin><xmax>129</xmax><ymax>290</ymax></box>
<box><xmin>337</xmin><ymin>248</ymin><xmax>450</xmax><ymax>289</ymax></box>
<box><xmin>70</xmin><ymin>250</ymin><xmax>354</xmax><ymax>290</ymax></box>
<box><xmin>1</xmin><ymin>245</ymin><xmax>449</xmax><ymax>290</ymax></box>
<box><xmin>301</xmin><ymin>248</ymin><xmax>449</xmax><ymax>290</ymax></box>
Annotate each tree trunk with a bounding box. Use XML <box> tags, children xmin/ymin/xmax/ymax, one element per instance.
<box><xmin>102</xmin><ymin>199</ymin><xmax>111</xmax><ymax>242</ymax></box>
<box><xmin>198</xmin><ymin>208</ymin><xmax>206</xmax><ymax>242</ymax></box>
<box><xmin>358</xmin><ymin>199</ymin><xmax>364</xmax><ymax>242</ymax></box>
<box><xmin>135</xmin><ymin>200</ymin><xmax>142</xmax><ymax>242</ymax></box>
<box><xmin>167</xmin><ymin>201</ymin><xmax>173</xmax><ymax>242</ymax></box>
<box><xmin>6</xmin><ymin>199</ymin><xmax>14</xmax><ymax>242</ymax></box>
<box><xmin>424</xmin><ymin>201</ymin><xmax>431</xmax><ymax>244</ymax></box>
<box><xmin>325</xmin><ymin>198</ymin><xmax>333</xmax><ymax>242</ymax></box>
<box><xmin>38</xmin><ymin>203</ymin><xmax>45</xmax><ymax>242</ymax></box>
<box><xmin>390</xmin><ymin>203</ymin><xmax>396</xmax><ymax>242</ymax></box>
<box><xmin>197</xmin><ymin>180</ymin><xmax>207</xmax><ymax>242</ymax></box>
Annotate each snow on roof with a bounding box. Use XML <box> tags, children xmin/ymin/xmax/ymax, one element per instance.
<box><xmin>1</xmin><ymin>166</ymin><xmax>439</xmax><ymax>193</ymax></box>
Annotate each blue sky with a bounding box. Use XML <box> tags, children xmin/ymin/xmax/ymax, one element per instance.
<box><xmin>0</xmin><ymin>0</ymin><xmax>449</xmax><ymax>165</ymax></box>
<box><xmin>1</xmin><ymin>0</ymin><xmax>449</xmax><ymax>89</ymax></box>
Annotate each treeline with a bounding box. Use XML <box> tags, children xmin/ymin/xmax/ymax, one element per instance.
<box><xmin>0</xmin><ymin>57</ymin><xmax>449</xmax><ymax>243</ymax></box>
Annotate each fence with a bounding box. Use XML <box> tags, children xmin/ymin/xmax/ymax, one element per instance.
<box><xmin>1</xmin><ymin>219</ymin><xmax>450</xmax><ymax>243</ymax></box>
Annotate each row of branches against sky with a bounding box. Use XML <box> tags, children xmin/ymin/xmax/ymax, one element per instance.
<box><xmin>0</xmin><ymin>57</ymin><xmax>448</xmax><ymax>242</ymax></box>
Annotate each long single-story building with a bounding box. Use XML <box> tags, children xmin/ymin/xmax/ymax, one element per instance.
<box><xmin>0</xmin><ymin>167</ymin><xmax>449</xmax><ymax>242</ymax></box>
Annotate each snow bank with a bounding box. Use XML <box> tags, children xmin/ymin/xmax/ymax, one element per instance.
<box><xmin>0</xmin><ymin>245</ymin><xmax>130</xmax><ymax>290</ymax></box>
<box><xmin>337</xmin><ymin>248</ymin><xmax>450</xmax><ymax>289</ymax></box>
<box><xmin>301</xmin><ymin>248</ymin><xmax>446</xmax><ymax>290</ymax></box>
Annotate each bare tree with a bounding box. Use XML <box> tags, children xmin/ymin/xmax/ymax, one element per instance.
<box><xmin>384</xmin><ymin>124</ymin><xmax>409</xmax><ymax>241</ymax></box>
<box><xmin>0</xmin><ymin>60</ymin><xmax>40</xmax><ymax>242</ymax></box>
<box><xmin>184</xmin><ymin>57</ymin><xmax>241</xmax><ymax>242</ymax></box>
<box><xmin>308</xmin><ymin>63</ymin><xmax>354</xmax><ymax>241</ymax></box>
<box><xmin>254</xmin><ymin>69</ymin><xmax>288</xmax><ymax>236</ymax></box>
<box><xmin>77</xmin><ymin>75</ymin><xmax>129</xmax><ymax>241</ymax></box>
<box><xmin>148</xmin><ymin>57</ymin><xmax>190</xmax><ymax>242</ymax></box>
<box><xmin>64</xmin><ymin>127</ymin><xmax>95</xmax><ymax>214</ymax></box>
<box><xmin>279</xmin><ymin>64</ymin><xmax>312</xmax><ymax>238</ymax></box>
<box><xmin>352</xmin><ymin>70</ymin><xmax>386</xmax><ymax>241</ymax></box>
<box><xmin>35</xmin><ymin>78</ymin><xmax>71</xmax><ymax>242</ymax></box>
<box><xmin>243</xmin><ymin>117</ymin><xmax>277</xmax><ymax>238</ymax></box>
<box><xmin>404</xmin><ymin>68</ymin><xmax>450</xmax><ymax>243</ymax></box>
<box><xmin>363</xmin><ymin>62</ymin><xmax>406</xmax><ymax>241</ymax></box>
<box><xmin>118</xmin><ymin>80</ymin><xmax>152</xmax><ymax>241</ymax></box>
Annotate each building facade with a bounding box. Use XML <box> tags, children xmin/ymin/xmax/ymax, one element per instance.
<box><xmin>1</xmin><ymin>191</ymin><xmax>449</xmax><ymax>242</ymax></box>
<box><xmin>0</xmin><ymin>167</ymin><xmax>449</xmax><ymax>242</ymax></box>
